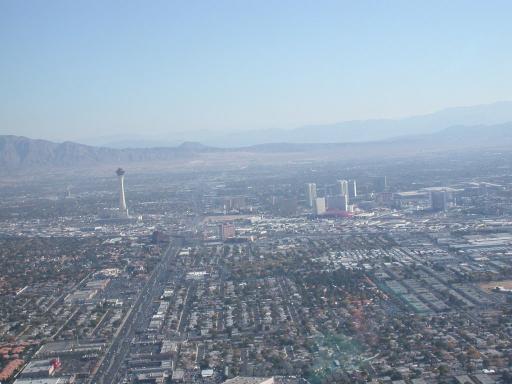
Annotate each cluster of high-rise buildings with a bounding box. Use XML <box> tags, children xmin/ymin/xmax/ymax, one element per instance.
<box><xmin>306</xmin><ymin>179</ymin><xmax>358</xmax><ymax>215</ymax></box>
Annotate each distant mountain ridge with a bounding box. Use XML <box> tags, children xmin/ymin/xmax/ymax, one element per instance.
<box><xmin>1</xmin><ymin>122</ymin><xmax>512</xmax><ymax>172</ymax></box>
<box><xmin>0</xmin><ymin>135</ymin><xmax>218</xmax><ymax>169</ymax></box>
<box><xmin>79</xmin><ymin>101</ymin><xmax>512</xmax><ymax>148</ymax></box>
<box><xmin>247</xmin><ymin>101</ymin><xmax>512</xmax><ymax>146</ymax></box>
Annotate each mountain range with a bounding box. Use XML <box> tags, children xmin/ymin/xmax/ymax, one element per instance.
<box><xmin>214</xmin><ymin>101</ymin><xmax>512</xmax><ymax>147</ymax></box>
<box><xmin>80</xmin><ymin>101</ymin><xmax>512</xmax><ymax>148</ymax></box>
<box><xmin>1</xmin><ymin>122</ymin><xmax>512</xmax><ymax>174</ymax></box>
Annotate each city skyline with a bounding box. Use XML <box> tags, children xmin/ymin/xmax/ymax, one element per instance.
<box><xmin>2</xmin><ymin>2</ymin><xmax>512</xmax><ymax>383</ymax></box>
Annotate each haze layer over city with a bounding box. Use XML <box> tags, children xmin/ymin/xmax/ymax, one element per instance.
<box><xmin>2</xmin><ymin>2</ymin><xmax>512</xmax><ymax>384</ymax></box>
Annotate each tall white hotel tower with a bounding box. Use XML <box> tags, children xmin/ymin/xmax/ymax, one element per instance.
<box><xmin>306</xmin><ymin>183</ymin><xmax>317</xmax><ymax>207</ymax></box>
<box><xmin>116</xmin><ymin>168</ymin><xmax>129</xmax><ymax>218</ymax></box>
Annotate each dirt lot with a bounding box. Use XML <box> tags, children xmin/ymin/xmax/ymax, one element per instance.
<box><xmin>480</xmin><ymin>280</ymin><xmax>512</xmax><ymax>292</ymax></box>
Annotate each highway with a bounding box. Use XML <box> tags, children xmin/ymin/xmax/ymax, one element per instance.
<box><xmin>89</xmin><ymin>241</ymin><xmax>180</xmax><ymax>384</ymax></box>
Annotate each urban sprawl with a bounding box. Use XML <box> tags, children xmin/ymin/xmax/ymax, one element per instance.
<box><xmin>2</xmin><ymin>151</ymin><xmax>512</xmax><ymax>384</ymax></box>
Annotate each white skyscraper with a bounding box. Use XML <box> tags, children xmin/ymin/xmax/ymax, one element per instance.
<box><xmin>314</xmin><ymin>197</ymin><xmax>326</xmax><ymax>215</ymax></box>
<box><xmin>337</xmin><ymin>180</ymin><xmax>349</xmax><ymax>196</ymax></box>
<box><xmin>116</xmin><ymin>168</ymin><xmax>129</xmax><ymax>218</ymax></box>
<box><xmin>306</xmin><ymin>183</ymin><xmax>317</xmax><ymax>207</ymax></box>
<box><xmin>348</xmin><ymin>180</ymin><xmax>357</xmax><ymax>198</ymax></box>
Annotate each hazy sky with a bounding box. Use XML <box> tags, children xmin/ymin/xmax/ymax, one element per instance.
<box><xmin>1</xmin><ymin>0</ymin><xmax>512</xmax><ymax>142</ymax></box>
